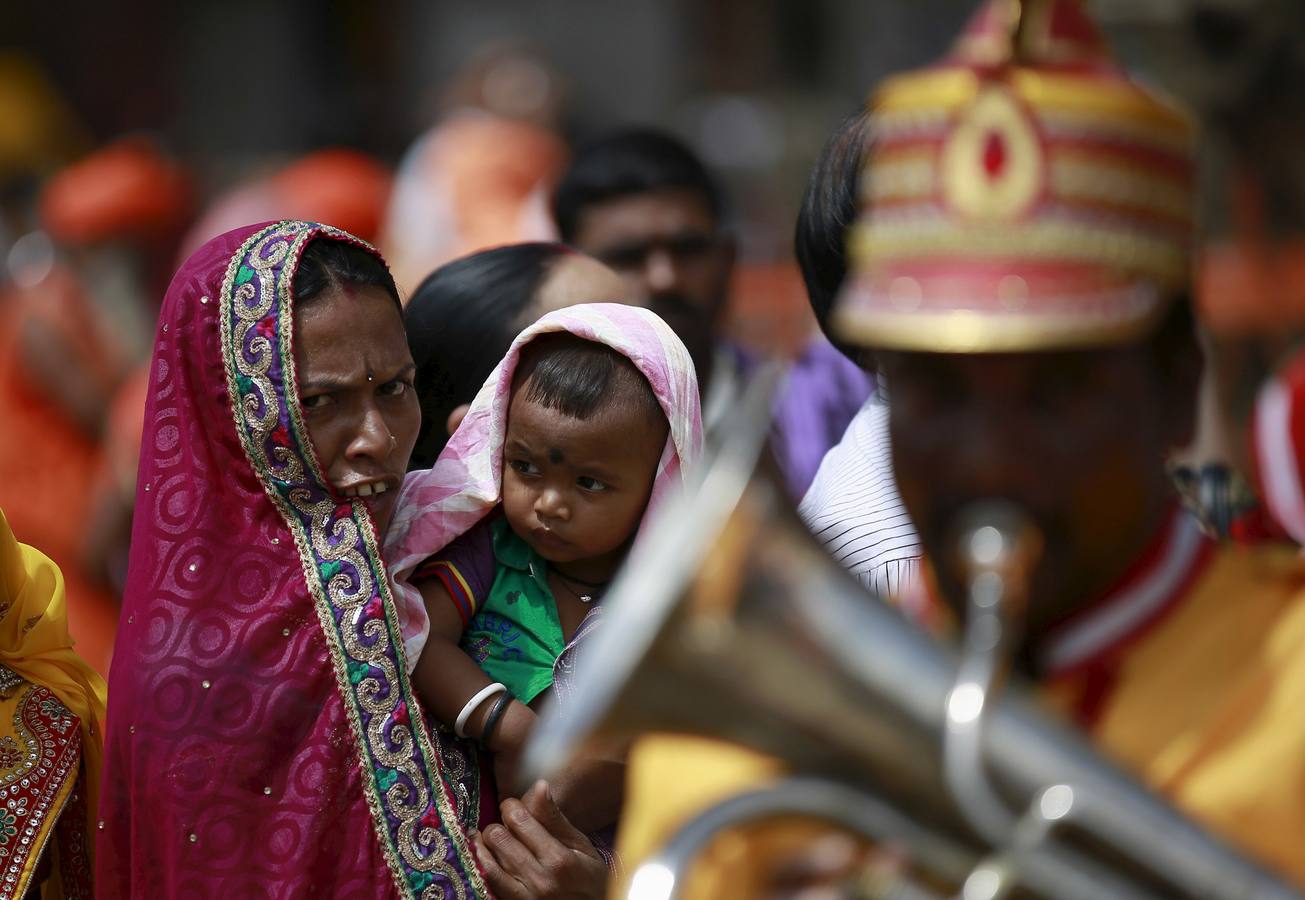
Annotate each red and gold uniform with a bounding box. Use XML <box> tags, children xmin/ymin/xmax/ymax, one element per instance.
<box><xmin>618</xmin><ymin>515</ymin><xmax>1305</xmax><ymax>892</ymax></box>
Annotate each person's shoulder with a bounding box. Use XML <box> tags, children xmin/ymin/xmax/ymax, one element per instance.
<box><xmin>1207</xmin><ymin>540</ymin><xmax>1305</xmax><ymax>600</ymax></box>
<box><xmin>798</xmin><ymin>397</ymin><xmax>896</xmax><ymax>519</ymax></box>
<box><xmin>1174</xmin><ymin>539</ymin><xmax>1305</xmax><ymax>647</ymax></box>
<box><xmin>781</xmin><ymin>336</ymin><xmax>874</xmax><ymax>413</ymax></box>
<box><xmin>716</xmin><ymin>339</ymin><xmax>757</xmax><ymax>373</ymax></box>
<box><xmin>412</xmin><ymin>513</ymin><xmax>500</xmax><ymax>587</ymax></box>
<box><xmin>790</xmin><ymin>334</ymin><xmax>868</xmax><ymax>381</ymax></box>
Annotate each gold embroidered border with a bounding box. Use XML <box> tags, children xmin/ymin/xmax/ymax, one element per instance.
<box><xmin>219</xmin><ymin>221</ymin><xmax>487</xmax><ymax>900</ymax></box>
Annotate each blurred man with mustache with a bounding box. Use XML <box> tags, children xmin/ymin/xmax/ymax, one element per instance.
<box><xmin>552</xmin><ymin>129</ymin><xmax>734</xmax><ymax>402</ymax></box>
<box><xmin>552</xmin><ymin>128</ymin><xmax>872</xmax><ymax>496</ymax></box>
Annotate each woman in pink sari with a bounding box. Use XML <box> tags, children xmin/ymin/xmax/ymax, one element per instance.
<box><xmin>97</xmin><ymin>221</ymin><xmax>498</xmax><ymax>897</ymax></box>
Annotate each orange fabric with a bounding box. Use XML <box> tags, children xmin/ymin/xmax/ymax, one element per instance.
<box><xmin>40</xmin><ymin>137</ymin><xmax>191</xmax><ymax>246</ymax></box>
<box><xmin>272</xmin><ymin>148</ymin><xmax>393</xmax><ymax>243</ymax></box>
<box><xmin>381</xmin><ymin>113</ymin><xmax>567</xmax><ymax>292</ymax></box>
<box><xmin>1200</xmin><ymin>239</ymin><xmax>1305</xmax><ymax>335</ymax></box>
<box><xmin>103</xmin><ymin>365</ymin><xmax>149</xmax><ymax>498</ymax></box>
<box><xmin>0</xmin><ymin>274</ymin><xmax>121</xmax><ymax>676</ymax></box>
<box><xmin>440</xmin><ymin>116</ymin><xmax>567</xmax><ymax>254</ymax></box>
<box><xmin>178</xmin><ymin>149</ymin><xmax>393</xmax><ymax>263</ymax></box>
<box><xmin>0</xmin><ymin>272</ymin><xmax>111</xmax><ymax>551</ymax></box>
<box><xmin>723</xmin><ymin>262</ymin><xmax>813</xmax><ymax>358</ymax></box>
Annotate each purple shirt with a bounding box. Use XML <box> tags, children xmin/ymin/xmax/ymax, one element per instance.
<box><xmin>733</xmin><ymin>335</ymin><xmax>874</xmax><ymax>498</ymax></box>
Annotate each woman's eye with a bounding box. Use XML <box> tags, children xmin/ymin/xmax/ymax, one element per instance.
<box><xmin>379</xmin><ymin>379</ymin><xmax>410</xmax><ymax>398</ymax></box>
<box><xmin>577</xmin><ymin>476</ymin><xmax>608</xmax><ymax>492</ymax></box>
<box><xmin>509</xmin><ymin>459</ymin><xmax>539</xmax><ymax>476</ymax></box>
<box><xmin>302</xmin><ymin>394</ymin><xmax>333</xmax><ymax>410</ymax></box>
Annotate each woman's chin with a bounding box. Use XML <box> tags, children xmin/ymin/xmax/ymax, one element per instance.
<box><xmin>365</xmin><ymin>494</ymin><xmax>399</xmax><ymax>537</ymax></box>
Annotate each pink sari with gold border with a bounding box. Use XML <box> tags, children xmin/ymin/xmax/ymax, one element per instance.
<box><xmin>97</xmin><ymin>221</ymin><xmax>488</xmax><ymax>898</ymax></box>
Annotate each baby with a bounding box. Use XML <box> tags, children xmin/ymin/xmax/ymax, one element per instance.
<box><xmin>387</xmin><ymin>304</ymin><xmax>702</xmax><ymax>833</ymax></box>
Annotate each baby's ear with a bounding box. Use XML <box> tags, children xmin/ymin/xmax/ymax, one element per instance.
<box><xmin>446</xmin><ymin>403</ymin><xmax>472</xmax><ymax>436</ymax></box>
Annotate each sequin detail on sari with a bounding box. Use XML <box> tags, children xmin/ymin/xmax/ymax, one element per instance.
<box><xmin>218</xmin><ymin>221</ymin><xmax>486</xmax><ymax>899</ymax></box>
<box><xmin>0</xmin><ymin>683</ymin><xmax>88</xmax><ymax>899</ymax></box>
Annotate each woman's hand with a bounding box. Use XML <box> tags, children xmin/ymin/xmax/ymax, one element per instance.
<box><xmin>473</xmin><ymin>780</ymin><xmax>609</xmax><ymax>900</ymax></box>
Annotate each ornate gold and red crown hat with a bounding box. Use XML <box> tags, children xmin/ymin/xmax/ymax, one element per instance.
<box><xmin>835</xmin><ymin>0</ymin><xmax>1197</xmax><ymax>352</ymax></box>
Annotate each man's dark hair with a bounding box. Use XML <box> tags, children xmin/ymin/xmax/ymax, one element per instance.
<box><xmin>794</xmin><ymin>113</ymin><xmax>871</xmax><ymax>362</ymax></box>
<box><xmin>513</xmin><ymin>332</ymin><xmax>664</xmax><ymax>430</ymax></box>
<box><xmin>552</xmin><ymin>128</ymin><xmax>724</xmax><ymax>243</ymax></box>
<box><xmin>405</xmin><ymin>242</ymin><xmax>574</xmax><ymax>469</ymax></box>
<box><xmin>293</xmin><ymin>237</ymin><xmax>400</xmax><ymax>308</ymax></box>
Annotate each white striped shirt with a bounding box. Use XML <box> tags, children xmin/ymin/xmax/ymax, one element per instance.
<box><xmin>799</xmin><ymin>396</ymin><xmax>922</xmax><ymax>597</ymax></box>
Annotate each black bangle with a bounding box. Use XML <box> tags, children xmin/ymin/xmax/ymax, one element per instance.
<box><xmin>479</xmin><ymin>692</ymin><xmax>512</xmax><ymax>746</ymax></box>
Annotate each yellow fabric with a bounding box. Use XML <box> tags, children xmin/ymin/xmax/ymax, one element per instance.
<box><xmin>614</xmin><ymin>737</ymin><xmax>832</xmax><ymax>900</ymax></box>
<box><xmin>615</xmin><ymin>543</ymin><xmax>1305</xmax><ymax>895</ymax></box>
<box><xmin>0</xmin><ymin>509</ymin><xmax>108</xmax><ymax>871</ymax></box>
<box><xmin>1045</xmin><ymin>542</ymin><xmax>1305</xmax><ymax>886</ymax></box>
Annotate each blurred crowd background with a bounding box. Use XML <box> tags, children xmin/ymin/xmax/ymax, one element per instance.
<box><xmin>3</xmin><ymin>0</ymin><xmax>1305</xmax><ymax>675</ymax></box>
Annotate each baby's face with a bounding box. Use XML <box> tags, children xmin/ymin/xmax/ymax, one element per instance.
<box><xmin>501</xmin><ymin>387</ymin><xmax>668</xmax><ymax>577</ymax></box>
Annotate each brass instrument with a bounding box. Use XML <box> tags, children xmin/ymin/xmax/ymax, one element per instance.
<box><xmin>523</xmin><ymin>374</ymin><xmax>1301</xmax><ymax>899</ymax></box>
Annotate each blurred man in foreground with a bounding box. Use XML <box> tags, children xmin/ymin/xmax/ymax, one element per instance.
<box><xmin>613</xmin><ymin>0</ymin><xmax>1305</xmax><ymax>892</ymax></box>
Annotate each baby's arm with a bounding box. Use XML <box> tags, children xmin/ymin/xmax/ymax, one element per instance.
<box><xmin>413</xmin><ymin>579</ymin><xmax>538</xmax><ymax>786</ymax></box>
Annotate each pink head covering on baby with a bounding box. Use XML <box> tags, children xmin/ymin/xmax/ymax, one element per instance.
<box><xmin>385</xmin><ymin>302</ymin><xmax>703</xmax><ymax>665</ymax></box>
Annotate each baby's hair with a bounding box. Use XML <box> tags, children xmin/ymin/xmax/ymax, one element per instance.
<box><xmin>513</xmin><ymin>332</ymin><xmax>665</xmax><ymax>430</ymax></box>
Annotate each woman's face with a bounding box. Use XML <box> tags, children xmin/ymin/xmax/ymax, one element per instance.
<box><xmin>293</xmin><ymin>283</ymin><xmax>420</xmax><ymax>537</ymax></box>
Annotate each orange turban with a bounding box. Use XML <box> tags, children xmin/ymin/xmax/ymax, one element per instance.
<box><xmin>40</xmin><ymin>137</ymin><xmax>191</xmax><ymax>245</ymax></box>
<box><xmin>272</xmin><ymin>148</ymin><xmax>393</xmax><ymax>244</ymax></box>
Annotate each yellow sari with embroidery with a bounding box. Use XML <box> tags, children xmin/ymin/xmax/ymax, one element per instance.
<box><xmin>0</xmin><ymin>509</ymin><xmax>107</xmax><ymax>898</ymax></box>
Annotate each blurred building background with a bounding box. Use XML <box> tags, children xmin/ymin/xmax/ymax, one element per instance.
<box><xmin>12</xmin><ymin>2</ymin><xmax>1305</xmax><ymax>223</ymax></box>
<box><xmin>3</xmin><ymin>0</ymin><xmax>1305</xmax><ymax>671</ymax></box>
<box><xmin>11</xmin><ymin>1</ymin><xmax>1305</xmax><ymax>299</ymax></box>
